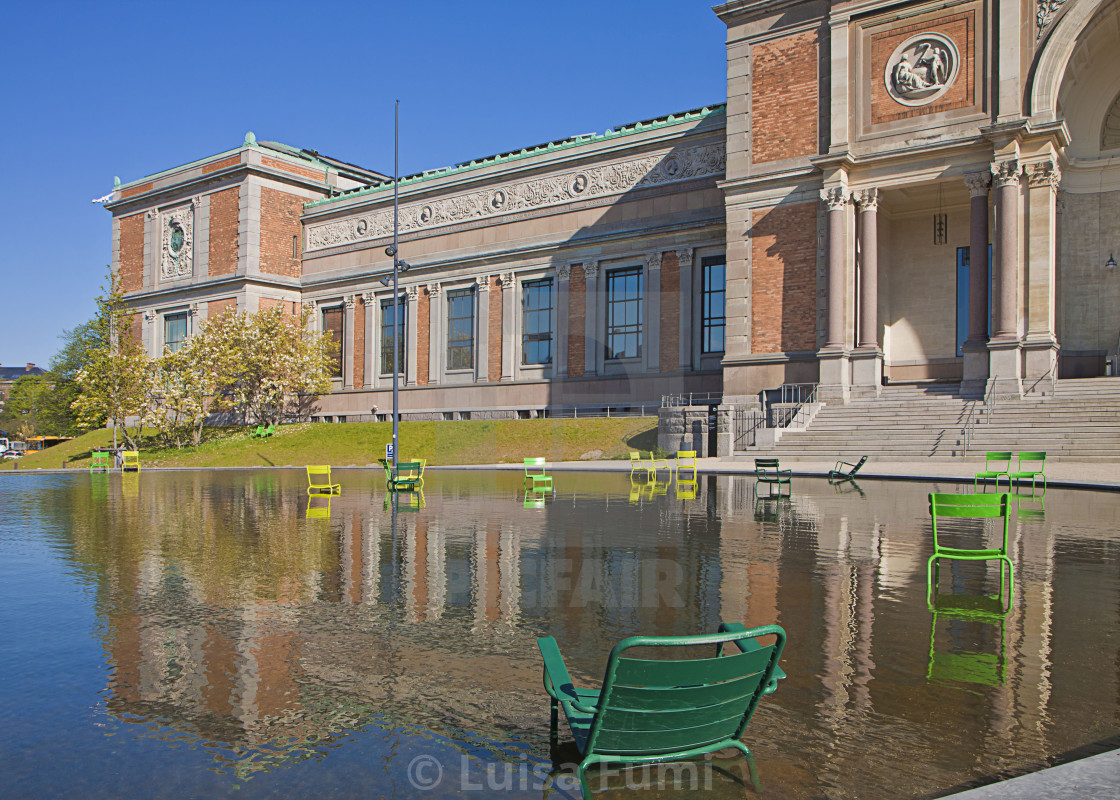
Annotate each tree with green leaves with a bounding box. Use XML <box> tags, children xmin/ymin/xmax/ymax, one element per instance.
<box><xmin>71</xmin><ymin>270</ymin><xmax>154</xmax><ymax>449</ymax></box>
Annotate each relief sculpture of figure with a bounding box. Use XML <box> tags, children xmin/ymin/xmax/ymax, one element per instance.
<box><xmin>916</xmin><ymin>43</ymin><xmax>948</xmax><ymax>87</ymax></box>
<box><xmin>893</xmin><ymin>54</ymin><xmax>928</xmax><ymax>94</ymax></box>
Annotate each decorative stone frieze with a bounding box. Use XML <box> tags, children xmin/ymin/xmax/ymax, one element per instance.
<box><xmin>159</xmin><ymin>202</ymin><xmax>195</xmax><ymax>280</ymax></box>
<box><xmin>304</xmin><ymin>142</ymin><xmax>727</xmax><ymax>251</ymax></box>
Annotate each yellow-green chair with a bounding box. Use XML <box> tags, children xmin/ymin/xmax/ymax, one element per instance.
<box><xmin>121</xmin><ymin>451</ymin><xmax>141</xmax><ymax>473</ymax></box>
<box><xmin>928</xmin><ymin>492</ymin><xmax>1013</xmax><ymax>604</ymax></box>
<box><xmin>629</xmin><ymin>451</ymin><xmax>651</xmax><ymax>478</ymax></box>
<box><xmin>523</xmin><ymin>457</ymin><xmax>553</xmax><ymax>491</ymax></box>
<box><xmin>645</xmin><ymin>451</ymin><xmax>670</xmax><ymax>475</ymax></box>
<box><xmin>306</xmin><ymin>465</ymin><xmax>341</xmax><ymax>495</ymax></box>
<box><xmin>675</xmin><ymin>450</ymin><xmax>698</xmax><ymax>481</ymax></box>
<box><xmin>1008</xmin><ymin>451</ymin><xmax>1046</xmax><ymax>493</ymax></box>
<box><xmin>90</xmin><ymin>451</ymin><xmax>111</xmax><ymax>473</ymax></box>
<box><xmin>974</xmin><ymin>451</ymin><xmax>1011</xmax><ymax>491</ymax></box>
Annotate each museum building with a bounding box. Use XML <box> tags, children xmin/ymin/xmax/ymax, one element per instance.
<box><xmin>104</xmin><ymin>0</ymin><xmax>1120</xmax><ymax>429</ymax></box>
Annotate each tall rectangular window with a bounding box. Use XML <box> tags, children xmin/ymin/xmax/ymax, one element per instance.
<box><xmin>701</xmin><ymin>256</ymin><xmax>726</xmax><ymax>354</ymax></box>
<box><xmin>380</xmin><ymin>296</ymin><xmax>406</xmax><ymax>375</ymax></box>
<box><xmin>164</xmin><ymin>312</ymin><xmax>188</xmax><ymax>352</ymax></box>
<box><xmin>606</xmin><ymin>267</ymin><xmax>643</xmax><ymax>360</ymax></box>
<box><xmin>956</xmin><ymin>246</ymin><xmax>992</xmax><ymax>356</ymax></box>
<box><xmin>322</xmin><ymin>306</ymin><xmax>344</xmax><ymax>378</ymax></box>
<box><xmin>522</xmin><ymin>278</ymin><xmax>553</xmax><ymax>365</ymax></box>
<box><xmin>447</xmin><ymin>288</ymin><xmax>475</xmax><ymax>370</ymax></box>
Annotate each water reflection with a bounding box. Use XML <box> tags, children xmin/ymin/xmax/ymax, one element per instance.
<box><xmin>2</xmin><ymin>470</ymin><xmax>1119</xmax><ymax>799</ymax></box>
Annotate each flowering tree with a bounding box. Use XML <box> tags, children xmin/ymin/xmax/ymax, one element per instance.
<box><xmin>72</xmin><ymin>270</ymin><xmax>154</xmax><ymax>449</ymax></box>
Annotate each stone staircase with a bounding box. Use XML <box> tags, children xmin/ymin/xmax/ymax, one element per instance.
<box><xmin>739</xmin><ymin>378</ymin><xmax>1120</xmax><ymax>462</ymax></box>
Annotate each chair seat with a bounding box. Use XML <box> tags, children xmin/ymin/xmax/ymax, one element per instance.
<box><xmin>934</xmin><ymin>546</ymin><xmax>1006</xmax><ymax>559</ymax></box>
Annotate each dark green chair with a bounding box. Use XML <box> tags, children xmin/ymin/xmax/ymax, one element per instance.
<box><xmin>754</xmin><ymin>458</ymin><xmax>791</xmax><ymax>493</ymax></box>
<box><xmin>382</xmin><ymin>459</ymin><xmax>424</xmax><ymax>491</ymax></box>
<box><xmin>974</xmin><ymin>451</ymin><xmax>1012</xmax><ymax>491</ymax></box>
<box><xmin>538</xmin><ymin>622</ymin><xmax>786</xmax><ymax>797</ymax></box>
<box><xmin>928</xmin><ymin>492</ymin><xmax>1014</xmax><ymax>604</ymax></box>
<box><xmin>828</xmin><ymin>455</ymin><xmax>867</xmax><ymax>484</ymax></box>
<box><xmin>1008</xmin><ymin>451</ymin><xmax>1046</xmax><ymax>493</ymax></box>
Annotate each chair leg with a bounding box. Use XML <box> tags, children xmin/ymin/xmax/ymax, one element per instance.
<box><xmin>549</xmin><ymin>699</ymin><xmax>558</xmax><ymax>745</ymax></box>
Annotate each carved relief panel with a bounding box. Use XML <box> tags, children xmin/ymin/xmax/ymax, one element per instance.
<box><xmin>159</xmin><ymin>200</ymin><xmax>196</xmax><ymax>280</ymax></box>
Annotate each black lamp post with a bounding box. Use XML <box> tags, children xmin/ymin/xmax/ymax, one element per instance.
<box><xmin>381</xmin><ymin>101</ymin><xmax>411</xmax><ymax>472</ymax></box>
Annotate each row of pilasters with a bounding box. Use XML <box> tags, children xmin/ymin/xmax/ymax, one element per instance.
<box><xmin>819</xmin><ymin>155</ymin><xmax>1061</xmax><ymax>401</ymax></box>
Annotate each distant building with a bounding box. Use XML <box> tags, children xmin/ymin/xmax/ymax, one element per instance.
<box><xmin>102</xmin><ymin>0</ymin><xmax>1120</xmax><ymax>442</ymax></box>
<box><xmin>0</xmin><ymin>363</ymin><xmax>47</xmax><ymax>414</ymax></box>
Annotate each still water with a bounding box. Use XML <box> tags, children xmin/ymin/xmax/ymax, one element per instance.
<box><xmin>1</xmin><ymin>469</ymin><xmax>1117</xmax><ymax>799</ymax></box>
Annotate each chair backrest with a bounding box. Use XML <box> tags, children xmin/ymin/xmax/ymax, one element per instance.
<box><xmin>848</xmin><ymin>455</ymin><xmax>868</xmax><ymax>475</ymax></box>
<box><xmin>677</xmin><ymin>450</ymin><xmax>697</xmax><ymax>467</ymax></box>
<box><xmin>122</xmin><ymin>451</ymin><xmax>140</xmax><ymax>466</ymax></box>
<box><xmin>396</xmin><ymin>460</ymin><xmax>424</xmax><ymax>480</ymax></box>
<box><xmin>92</xmin><ymin>452</ymin><xmax>109</xmax><ymax>465</ymax></box>
<box><xmin>306</xmin><ymin>465</ymin><xmax>332</xmax><ymax>486</ymax></box>
<box><xmin>1016</xmin><ymin>451</ymin><xmax>1046</xmax><ymax>471</ymax></box>
<box><xmin>928</xmin><ymin>492</ymin><xmax>1009</xmax><ymax>550</ymax></box>
<box><xmin>524</xmin><ymin>457</ymin><xmax>547</xmax><ymax>476</ymax></box>
<box><xmin>755</xmin><ymin>458</ymin><xmax>779</xmax><ymax>473</ymax></box>
<box><xmin>984</xmin><ymin>451</ymin><xmax>1012</xmax><ymax>471</ymax></box>
<box><xmin>587</xmin><ymin>626</ymin><xmax>785</xmax><ymax>757</ymax></box>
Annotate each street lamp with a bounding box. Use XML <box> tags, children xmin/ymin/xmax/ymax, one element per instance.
<box><xmin>382</xmin><ymin>100</ymin><xmax>412</xmax><ymax>474</ymax></box>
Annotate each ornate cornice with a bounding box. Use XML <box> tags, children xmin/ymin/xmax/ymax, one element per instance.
<box><xmin>305</xmin><ymin>142</ymin><xmax>726</xmax><ymax>252</ymax></box>
<box><xmin>820</xmin><ymin>187</ymin><xmax>850</xmax><ymax>210</ymax></box>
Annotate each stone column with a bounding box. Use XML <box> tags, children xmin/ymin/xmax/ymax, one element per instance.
<box><xmin>852</xmin><ymin>188</ymin><xmax>882</xmax><ymax>392</ymax></box>
<box><xmin>427</xmin><ymin>283</ymin><xmax>442</xmax><ymax>385</ymax></box>
<box><xmin>1023</xmin><ymin>158</ymin><xmax>1061</xmax><ymax>393</ymax></box>
<box><xmin>362</xmin><ymin>291</ymin><xmax>375</xmax><ymax>390</ymax></box>
<box><xmin>501</xmin><ymin>273</ymin><xmax>515</xmax><ymax>380</ymax></box>
<box><xmin>406</xmin><ymin>286</ymin><xmax>419</xmax><ymax>387</ymax></box>
<box><xmin>476</xmin><ymin>276</ymin><xmax>489</xmax><ymax>383</ymax></box>
<box><xmin>818</xmin><ymin>187</ymin><xmax>851</xmax><ymax>399</ymax></box>
<box><xmin>989</xmin><ymin>159</ymin><xmax>1023</xmax><ymax>396</ymax></box>
<box><xmin>583</xmin><ymin>261</ymin><xmax>599</xmax><ymax>376</ymax></box>
<box><xmin>556</xmin><ymin>265</ymin><xmax>571</xmax><ymax>377</ymax></box>
<box><xmin>645</xmin><ymin>252</ymin><xmax>662</xmax><ymax>373</ymax></box>
<box><xmin>961</xmin><ymin>171</ymin><xmax>992</xmax><ymax>396</ymax></box>
<box><xmin>343</xmin><ymin>297</ymin><xmax>355</xmax><ymax>389</ymax></box>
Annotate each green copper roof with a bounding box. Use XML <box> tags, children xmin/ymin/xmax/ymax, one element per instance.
<box><xmin>304</xmin><ymin>103</ymin><xmax>725</xmax><ymax>209</ymax></box>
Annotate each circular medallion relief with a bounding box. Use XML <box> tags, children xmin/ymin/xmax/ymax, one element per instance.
<box><xmin>169</xmin><ymin>221</ymin><xmax>185</xmax><ymax>256</ymax></box>
<box><xmin>884</xmin><ymin>33</ymin><xmax>960</xmax><ymax>107</ymax></box>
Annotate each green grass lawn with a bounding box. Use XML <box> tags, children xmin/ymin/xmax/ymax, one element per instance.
<box><xmin>1</xmin><ymin>418</ymin><xmax>661</xmax><ymax>471</ymax></box>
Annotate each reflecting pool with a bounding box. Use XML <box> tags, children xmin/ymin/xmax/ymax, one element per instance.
<box><xmin>1</xmin><ymin>470</ymin><xmax>1118</xmax><ymax>798</ymax></box>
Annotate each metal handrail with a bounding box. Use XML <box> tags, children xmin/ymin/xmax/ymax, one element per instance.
<box><xmin>661</xmin><ymin>391</ymin><xmax>723</xmax><ymax>408</ymax></box>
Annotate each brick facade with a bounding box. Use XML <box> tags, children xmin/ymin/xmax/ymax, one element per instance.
<box><xmin>202</xmin><ymin>156</ymin><xmax>241</xmax><ymax>175</ymax></box>
<box><xmin>567</xmin><ymin>269</ymin><xmax>586</xmax><ymax>378</ymax></box>
<box><xmin>750</xmin><ymin>203</ymin><xmax>818</xmax><ymax>353</ymax></box>
<box><xmin>128</xmin><ymin>313</ymin><xmax>143</xmax><ymax>346</ymax></box>
<box><xmin>659</xmin><ymin>251</ymin><xmax>681</xmax><ymax>373</ymax></box>
<box><xmin>208</xmin><ymin>187</ymin><xmax>240</xmax><ymax>277</ymax></box>
<box><xmin>119</xmin><ymin>182</ymin><xmax>153</xmax><ymax>199</ymax></box>
<box><xmin>489</xmin><ymin>277</ymin><xmax>503</xmax><ymax>382</ymax></box>
<box><xmin>417</xmin><ymin>290</ymin><xmax>430</xmax><ymax>385</ymax></box>
<box><xmin>259</xmin><ymin>187</ymin><xmax>303</xmax><ymax>278</ymax></box>
<box><xmin>870</xmin><ymin>12</ymin><xmax>975</xmax><ymax>125</ymax></box>
<box><xmin>353</xmin><ymin>296</ymin><xmax>366</xmax><ymax>388</ymax></box>
<box><xmin>751</xmin><ymin>30</ymin><xmax>819</xmax><ymax>164</ymax></box>
<box><xmin>208</xmin><ymin>298</ymin><xmax>237</xmax><ymax>317</ymax></box>
<box><xmin>259</xmin><ymin>298</ymin><xmax>298</xmax><ymax>315</ymax></box>
<box><xmin>261</xmin><ymin>156</ymin><xmax>324</xmax><ymax>182</ymax></box>
<box><xmin>118</xmin><ymin>214</ymin><xmax>145</xmax><ymax>293</ymax></box>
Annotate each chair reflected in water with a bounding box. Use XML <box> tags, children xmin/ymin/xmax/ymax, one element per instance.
<box><xmin>384</xmin><ymin>489</ymin><xmax>425</xmax><ymax>511</ymax></box>
<box><xmin>831</xmin><ymin>478</ymin><xmax>865</xmax><ymax>497</ymax></box>
<box><xmin>121</xmin><ymin>472</ymin><xmax>140</xmax><ymax>499</ymax></box>
<box><xmin>753</xmin><ymin>493</ymin><xmax>790</xmax><ymax>524</ymax></box>
<box><xmin>628</xmin><ymin>474</ymin><xmax>668</xmax><ymax>504</ymax></box>
<box><xmin>927</xmin><ymin>569</ymin><xmax>1011</xmax><ymax>689</ymax></box>
<box><xmin>675</xmin><ymin>478</ymin><xmax>699</xmax><ymax>500</ymax></box>
<box><xmin>305</xmin><ymin>495</ymin><xmax>332</xmax><ymax>519</ymax></box>
<box><xmin>524</xmin><ymin>487</ymin><xmax>552</xmax><ymax>509</ymax></box>
<box><xmin>1014</xmin><ymin>490</ymin><xmax>1046</xmax><ymax>521</ymax></box>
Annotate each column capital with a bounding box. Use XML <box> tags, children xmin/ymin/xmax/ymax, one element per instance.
<box><xmin>558</xmin><ymin>263</ymin><xmax>572</xmax><ymax>281</ymax></box>
<box><xmin>820</xmin><ymin>186</ymin><xmax>850</xmax><ymax>210</ymax></box>
<box><xmin>499</xmin><ymin>272</ymin><xmax>515</xmax><ymax>289</ymax></box>
<box><xmin>963</xmin><ymin>171</ymin><xmax>992</xmax><ymax>197</ymax></box>
<box><xmin>477</xmin><ymin>275</ymin><xmax>490</xmax><ymax>293</ymax></box>
<box><xmin>1026</xmin><ymin>159</ymin><xmax>1061</xmax><ymax>190</ymax></box>
<box><xmin>344</xmin><ymin>297</ymin><xmax>355</xmax><ymax>311</ymax></box>
<box><xmin>676</xmin><ymin>248</ymin><xmax>694</xmax><ymax>268</ymax></box>
<box><xmin>428</xmin><ymin>282</ymin><xmax>441</xmax><ymax>296</ymax></box>
<box><xmin>302</xmin><ymin>299</ymin><xmax>317</xmax><ymax>310</ymax></box>
<box><xmin>646</xmin><ymin>251</ymin><xmax>663</xmax><ymax>271</ymax></box>
<box><xmin>361</xmin><ymin>291</ymin><xmax>375</xmax><ymax>304</ymax></box>
<box><xmin>407</xmin><ymin>285</ymin><xmax>419</xmax><ymax>301</ymax></box>
<box><xmin>582</xmin><ymin>260</ymin><xmax>599</xmax><ymax>278</ymax></box>
<box><xmin>854</xmin><ymin>187</ymin><xmax>880</xmax><ymax>211</ymax></box>
<box><xmin>143</xmin><ymin>309</ymin><xmax>155</xmax><ymax>322</ymax></box>
<box><xmin>188</xmin><ymin>302</ymin><xmax>199</xmax><ymax>317</ymax></box>
<box><xmin>990</xmin><ymin>158</ymin><xmax>1022</xmax><ymax>188</ymax></box>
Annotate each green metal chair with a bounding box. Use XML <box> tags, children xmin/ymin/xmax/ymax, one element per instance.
<box><xmin>249</xmin><ymin>425</ymin><xmax>265</xmax><ymax>438</ymax></box>
<box><xmin>828</xmin><ymin>455</ymin><xmax>867</xmax><ymax>484</ymax></box>
<box><xmin>538</xmin><ymin>622</ymin><xmax>786</xmax><ymax>798</ymax></box>
<box><xmin>974</xmin><ymin>451</ymin><xmax>1012</xmax><ymax>491</ymax></box>
<box><xmin>927</xmin><ymin>492</ymin><xmax>1013</xmax><ymax>604</ymax></box>
<box><xmin>306</xmin><ymin>465</ymin><xmax>341</xmax><ymax>495</ymax></box>
<box><xmin>754</xmin><ymin>458</ymin><xmax>791</xmax><ymax>493</ymax></box>
<box><xmin>1008</xmin><ymin>451</ymin><xmax>1046</xmax><ymax>493</ymax></box>
<box><xmin>385</xmin><ymin>459</ymin><xmax>424</xmax><ymax>491</ymax></box>
<box><xmin>261</xmin><ymin>424</ymin><xmax>276</xmax><ymax>438</ymax></box>
<box><xmin>89</xmin><ymin>451</ymin><xmax>111</xmax><ymax>473</ymax></box>
<box><xmin>523</xmin><ymin>457</ymin><xmax>553</xmax><ymax>491</ymax></box>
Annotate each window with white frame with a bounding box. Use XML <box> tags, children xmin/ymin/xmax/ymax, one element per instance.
<box><xmin>700</xmin><ymin>256</ymin><xmax>726</xmax><ymax>354</ymax></box>
<box><xmin>521</xmin><ymin>278</ymin><xmax>553</xmax><ymax>365</ymax></box>
<box><xmin>164</xmin><ymin>312</ymin><xmax>188</xmax><ymax>352</ymax></box>
<box><xmin>447</xmin><ymin>288</ymin><xmax>475</xmax><ymax>370</ymax></box>
<box><xmin>606</xmin><ymin>267</ymin><xmax>642</xmax><ymax>360</ymax></box>
<box><xmin>322</xmin><ymin>306</ymin><xmax>344</xmax><ymax>378</ymax></box>
<box><xmin>380</xmin><ymin>295</ymin><xmax>407</xmax><ymax>375</ymax></box>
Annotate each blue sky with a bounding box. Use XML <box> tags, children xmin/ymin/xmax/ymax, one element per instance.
<box><xmin>0</xmin><ymin>1</ymin><xmax>728</xmax><ymax>368</ymax></box>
